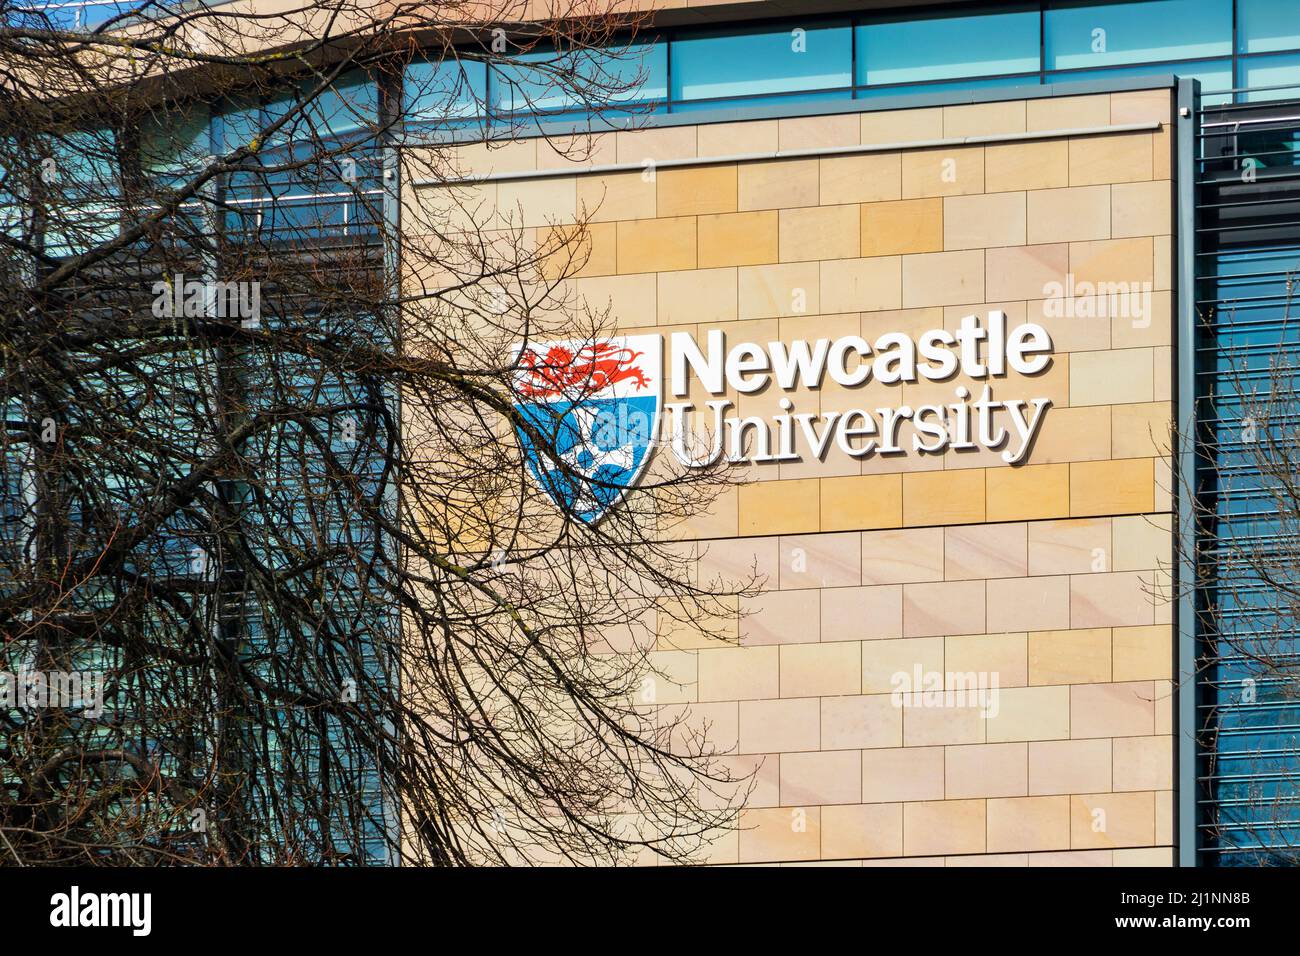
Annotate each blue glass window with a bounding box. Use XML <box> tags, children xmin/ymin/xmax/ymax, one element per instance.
<box><xmin>1239</xmin><ymin>52</ymin><xmax>1300</xmax><ymax>102</ymax></box>
<box><xmin>1238</xmin><ymin>0</ymin><xmax>1300</xmax><ymax>55</ymax></box>
<box><xmin>492</xmin><ymin>43</ymin><xmax>666</xmax><ymax>114</ymax></box>
<box><xmin>670</xmin><ymin>22</ymin><xmax>852</xmax><ymax>103</ymax></box>
<box><xmin>1047</xmin><ymin>57</ymin><xmax>1234</xmax><ymax>104</ymax></box>
<box><xmin>404</xmin><ymin>58</ymin><xmax>488</xmax><ymax>121</ymax></box>
<box><xmin>1045</xmin><ymin>0</ymin><xmax>1232</xmax><ymax>70</ymax></box>
<box><xmin>856</xmin><ymin>9</ymin><xmax>1041</xmax><ymax>87</ymax></box>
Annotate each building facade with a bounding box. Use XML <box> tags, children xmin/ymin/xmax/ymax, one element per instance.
<box><xmin>17</xmin><ymin>0</ymin><xmax>1300</xmax><ymax>865</ymax></box>
<box><xmin>401</xmin><ymin>0</ymin><xmax>1300</xmax><ymax>866</ymax></box>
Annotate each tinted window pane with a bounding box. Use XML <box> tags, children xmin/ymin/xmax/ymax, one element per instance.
<box><xmin>1240</xmin><ymin>52</ymin><xmax>1300</xmax><ymax>101</ymax></box>
<box><xmin>855</xmin><ymin>75</ymin><xmax>1042</xmax><ymax>101</ymax></box>
<box><xmin>671</xmin><ymin>23</ymin><xmax>851</xmax><ymax>102</ymax></box>
<box><xmin>1047</xmin><ymin>57</ymin><xmax>1232</xmax><ymax>104</ymax></box>
<box><xmin>405</xmin><ymin>59</ymin><xmax>488</xmax><ymax>120</ymax></box>
<box><xmin>1238</xmin><ymin>0</ymin><xmax>1300</xmax><ymax>55</ymax></box>
<box><xmin>857</xmin><ymin>9</ymin><xmax>1040</xmax><ymax>87</ymax></box>
<box><xmin>492</xmin><ymin>44</ymin><xmax>666</xmax><ymax>113</ymax></box>
<box><xmin>1045</xmin><ymin>0</ymin><xmax>1231</xmax><ymax>70</ymax></box>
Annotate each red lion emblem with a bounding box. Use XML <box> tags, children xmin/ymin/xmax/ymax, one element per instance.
<box><xmin>516</xmin><ymin>342</ymin><xmax>651</xmax><ymax>399</ymax></box>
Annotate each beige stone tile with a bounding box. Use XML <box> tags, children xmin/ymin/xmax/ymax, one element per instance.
<box><xmin>946</xmin><ymin>632</ymin><xmax>1028</xmax><ymax>688</ymax></box>
<box><xmin>657</xmin><ymin>266</ymin><xmax>737</xmax><ymax>326</ymax></box>
<box><xmin>902</xmin><ymin>146</ymin><xmax>985</xmax><ymax>198</ymax></box>
<box><xmin>1113</xmin><ymin>735</ymin><xmax>1173</xmax><ymax>792</ymax></box>
<box><xmin>781</xmin><ymin>204</ymin><xmax>861</xmax><ymax>262</ymax></box>
<box><xmin>1112</xmin><ymin>290</ymin><xmax>1172</xmax><ymax>351</ymax></box>
<box><xmin>944</xmin><ymin>100</ymin><xmax>1027</xmax><ymax>137</ymax></box>
<box><xmin>862</xmin><ymin>107</ymin><xmax>943</xmax><ymax>145</ymax></box>
<box><xmin>821</xmin><ymin>474</ymin><xmax>903</xmax><ymax>532</ymax></box>
<box><xmin>738</xmin><ymin>158</ymin><xmax>820</xmax><ymax>210</ymax></box>
<box><xmin>823</xmin><ymin>803</ymin><xmax>903</xmax><ymax>860</ymax></box>
<box><xmin>1071</xmin><ymin>455</ymin><xmax>1158</xmax><ymax>518</ymax></box>
<box><xmin>615</xmin><ymin>125</ymin><xmax>697</xmax><ymax>165</ymax></box>
<box><xmin>986</xmin><ymin>463</ymin><xmax>1070</xmax><ymax>523</ymax></box>
<box><xmin>642</xmin><ymin>650</ymin><xmax>698</xmax><ymax>705</ymax></box>
<box><xmin>576</xmin><ymin>170</ymin><xmax>656</xmax><ymax>222</ymax></box>
<box><xmin>904</xmin><ymin>468</ymin><xmax>986</xmax><ymax>526</ymax></box>
<box><xmin>1030</xmin><ymin>849</ymin><xmax>1114</xmax><ymax>866</ymax></box>
<box><xmin>739</xmin><ymin>476</ymin><xmax>819</xmax><ymax>535</ymax></box>
<box><xmin>946</xmin><ymin>853</ymin><xmax>1030</xmax><ymax>866</ymax></box>
<box><xmin>1113</xmin><ymin>846</ymin><xmax>1174</xmax><ymax>866</ymax></box>
<box><xmin>946</xmin><ymin>742</ymin><xmax>1028</xmax><ymax>799</ymax></box>
<box><xmin>821</xmin><ymin>693</ymin><xmax>902</xmax><ymax>749</ymax></box>
<box><xmin>821</xmin><ymin>153</ymin><xmax>901</xmax><ymax>204</ymax></box>
<box><xmin>987</xmin><ymin>795</ymin><xmax>1070</xmax><ymax>853</ymax></box>
<box><xmin>1071</xmin><ymin>236</ymin><xmax>1155</xmax><ymax>290</ymax></box>
<box><xmin>986</xmin><ymin>139</ymin><xmax>1069</xmax><ymax>193</ymax></box>
<box><xmin>944</xmin><ymin>523</ymin><xmax>1027</xmax><ymax>580</ymax></box>
<box><xmin>697</xmin><ymin>120</ymin><xmax>778</xmax><ymax>158</ymax></box>
<box><xmin>739</xmin><ymin>696</ymin><xmax>820</xmax><ymax>754</ymax></box>
<box><xmin>1029</xmin><ymin>738</ymin><xmax>1113</xmax><ymax>795</ymax></box>
<box><xmin>737</xmin><ymin>261</ymin><xmax>822</xmax><ymax>320</ymax></box>
<box><xmin>822</xmin><ymin>585</ymin><xmax>903</xmax><ymax>642</ymax></box>
<box><xmin>1112</xmin><ymin>402</ymin><xmax>1173</xmax><ymax>460</ymax></box>
<box><xmin>862</xmin><ymin>635</ymin><xmax>944</xmax><ymax>693</ymax></box>
<box><xmin>902</xmin><ymin>581</ymin><xmax>986</xmax><ymax>638</ymax></box>
<box><xmin>985</xmin><ymin>685</ymin><xmax>1071</xmax><ymax>742</ymax></box>
<box><xmin>537</xmin><ymin>221</ymin><xmax>616</xmax><ymax>279</ymax></box>
<box><xmin>821</xmin><ymin>256</ymin><xmax>903</xmax><ymax>313</ymax></box>
<box><xmin>778</xmin><ymin>113</ymin><xmax>860</xmax><ymax>151</ymax></box>
<box><xmin>697</xmin><ymin>211</ymin><xmax>779</xmax><ymax>268</ymax></box>
<box><xmin>1027</xmin><ymin>406</ymin><xmax>1112</xmax><ymax>466</ymax></box>
<box><xmin>780</xmin><ymin>749</ymin><xmax>862</xmax><ymax>806</ymax></box>
<box><xmin>944</xmin><ymin>192</ymin><xmax>1027</xmax><ymax>250</ymax></box>
<box><xmin>1028</xmin><ymin>517</ymin><xmax>1112</xmax><ymax>576</ymax></box>
<box><xmin>738</xmin><ymin>806</ymin><xmax>821</xmax><ymax>863</ymax></box>
<box><xmin>572</xmin><ymin>272</ymin><xmax>658</xmax><ymax>328</ymax></box>
<box><xmin>1028</xmin><ymin>186</ymin><xmax>1111</xmax><ymax>244</ymax></box>
<box><xmin>698</xmin><ymin>645</ymin><xmax>778</xmax><ymax>702</ymax></box>
<box><xmin>1027</xmin><ymin>297</ymin><xmax>1112</xmax><ymax>353</ymax></box>
<box><xmin>1112</xmin><ymin>625</ymin><xmax>1172</xmax><ymax>681</ymax></box>
<box><xmin>1071</xmin><ymin>681</ymin><xmax>1157</xmax><ymax>738</ymax></box>
<box><xmin>616</xmin><ymin>216</ymin><xmax>696</xmax><ymax>273</ymax></box>
<box><xmin>986</xmin><ymin>243</ymin><xmax>1069</xmax><ymax>301</ymax></box>
<box><xmin>988</xmin><ymin>576</ymin><xmax>1072</xmax><ymax>634</ymax></box>
<box><xmin>1111</xmin><ymin>89</ymin><xmax>1173</xmax><ymax>125</ymax></box>
<box><xmin>657</xmin><ymin>164</ymin><xmax>737</xmax><ymax>218</ymax></box>
<box><xmin>1071</xmin><ymin>791</ymin><xmax>1155</xmax><ymax>849</ymax></box>
<box><xmin>1113</xmin><ymin>513</ymin><xmax>1172</xmax><ymax>572</ymax></box>
<box><xmin>1069</xmin><ymin>132</ymin><xmax>1154</xmax><ymax>186</ymax></box>
<box><xmin>862</xmin><ymin>198</ymin><xmax>943</xmax><ymax>257</ymax></box>
<box><xmin>904</xmin><ymin>800</ymin><xmax>986</xmax><ymax>856</ymax></box>
<box><xmin>1112</xmin><ymin>180</ymin><xmax>1173</xmax><ymax>239</ymax></box>
<box><xmin>740</xmin><ymin>589</ymin><xmax>820</xmax><ymax>646</ymax></box>
<box><xmin>779</xmin><ymin>532</ymin><xmax>860</xmax><ymax>588</ymax></box>
<box><xmin>1027</xmin><ymin>95</ymin><xmax>1112</xmax><ymax>132</ymax></box>
<box><xmin>1071</xmin><ymin>569</ymin><xmax>1159</xmax><ymax>627</ymax></box>
<box><xmin>861</xmin><ymin>747</ymin><xmax>945</xmax><ymax>802</ymax></box>
<box><xmin>902</xmin><ymin>249</ymin><xmax>985</xmax><ymax>308</ymax></box>
<box><xmin>1028</xmin><ymin>627</ymin><xmax>1112</xmax><ymax>684</ymax></box>
<box><xmin>903</xmin><ymin>701</ymin><xmax>988</xmax><ymax>746</ymax></box>
<box><xmin>781</xmin><ymin>641</ymin><xmax>862</xmax><ymax>697</ymax></box>
<box><xmin>862</xmin><ymin>527</ymin><xmax>944</xmax><ymax>584</ymax></box>
<box><xmin>1070</xmin><ymin>348</ymin><xmax>1154</xmax><ymax>406</ymax></box>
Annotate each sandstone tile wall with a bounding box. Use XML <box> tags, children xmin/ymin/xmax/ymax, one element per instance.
<box><xmin>406</xmin><ymin>87</ymin><xmax>1179</xmax><ymax>865</ymax></box>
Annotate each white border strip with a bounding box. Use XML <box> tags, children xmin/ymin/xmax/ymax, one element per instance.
<box><xmin>412</xmin><ymin>121</ymin><xmax>1162</xmax><ymax>187</ymax></box>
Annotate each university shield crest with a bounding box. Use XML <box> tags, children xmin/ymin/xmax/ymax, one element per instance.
<box><xmin>511</xmin><ymin>335</ymin><xmax>662</xmax><ymax>523</ymax></box>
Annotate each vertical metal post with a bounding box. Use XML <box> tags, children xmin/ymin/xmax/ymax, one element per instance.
<box><xmin>1175</xmin><ymin>75</ymin><xmax>1201</xmax><ymax>868</ymax></box>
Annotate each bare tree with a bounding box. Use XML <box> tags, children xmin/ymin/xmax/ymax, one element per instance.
<box><xmin>0</xmin><ymin>0</ymin><xmax>755</xmax><ymax>866</ymax></box>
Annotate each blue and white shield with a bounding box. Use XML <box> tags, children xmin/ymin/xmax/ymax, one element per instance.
<box><xmin>512</xmin><ymin>335</ymin><xmax>662</xmax><ymax>523</ymax></box>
